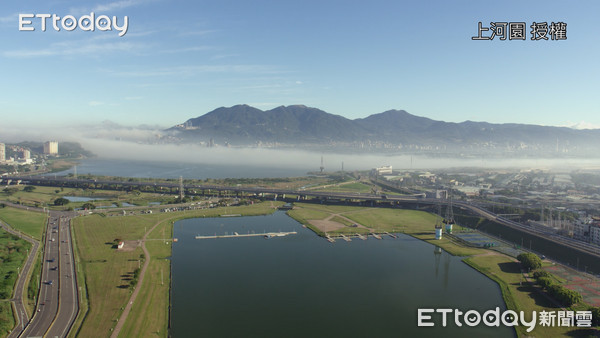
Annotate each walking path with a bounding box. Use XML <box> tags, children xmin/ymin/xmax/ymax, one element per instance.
<box><xmin>110</xmin><ymin>217</ymin><xmax>170</xmax><ymax>337</ymax></box>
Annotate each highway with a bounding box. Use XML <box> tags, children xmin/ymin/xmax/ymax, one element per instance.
<box><xmin>21</xmin><ymin>213</ymin><xmax>60</xmax><ymax>337</ymax></box>
<box><xmin>8</xmin><ymin>208</ymin><xmax>80</xmax><ymax>338</ymax></box>
<box><xmin>45</xmin><ymin>214</ymin><xmax>79</xmax><ymax>338</ymax></box>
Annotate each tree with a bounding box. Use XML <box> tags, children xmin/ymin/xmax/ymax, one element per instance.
<box><xmin>2</xmin><ymin>187</ymin><xmax>18</xmax><ymax>196</ymax></box>
<box><xmin>547</xmin><ymin>284</ymin><xmax>582</xmax><ymax>306</ymax></box>
<box><xmin>53</xmin><ymin>197</ymin><xmax>70</xmax><ymax>206</ymax></box>
<box><xmin>23</xmin><ymin>185</ymin><xmax>36</xmax><ymax>192</ymax></box>
<box><xmin>589</xmin><ymin>307</ymin><xmax>600</xmax><ymax>326</ymax></box>
<box><xmin>517</xmin><ymin>252</ymin><xmax>542</xmax><ymax>270</ymax></box>
<box><xmin>81</xmin><ymin>202</ymin><xmax>96</xmax><ymax>210</ymax></box>
<box><xmin>536</xmin><ymin>276</ymin><xmax>554</xmax><ymax>288</ymax></box>
<box><xmin>533</xmin><ymin>270</ymin><xmax>551</xmax><ymax>279</ymax></box>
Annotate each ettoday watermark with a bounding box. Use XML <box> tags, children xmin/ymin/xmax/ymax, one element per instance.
<box><xmin>418</xmin><ymin>308</ymin><xmax>593</xmax><ymax>333</ymax></box>
<box><xmin>18</xmin><ymin>13</ymin><xmax>129</xmax><ymax>37</ymax></box>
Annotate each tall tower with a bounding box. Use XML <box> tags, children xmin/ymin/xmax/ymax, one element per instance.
<box><xmin>319</xmin><ymin>156</ymin><xmax>325</xmax><ymax>173</ymax></box>
<box><xmin>435</xmin><ymin>201</ymin><xmax>443</xmax><ymax>240</ymax></box>
<box><xmin>179</xmin><ymin>176</ymin><xmax>185</xmax><ymax>200</ymax></box>
<box><xmin>0</xmin><ymin>143</ymin><xmax>5</xmax><ymax>162</ymax></box>
<box><xmin>444</xmin><ymin>191</ymin><xmax>455</xmax><ymax>234</ymax></box>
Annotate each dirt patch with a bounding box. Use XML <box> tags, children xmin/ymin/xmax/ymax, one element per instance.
<box><xmin>308</xmin><ymin>220</ymin><xmax>346</xmax><ymax>232</ymax></box>
<box><xmin>119</xmin><ymin>240</ymin><xmax>141</xmax><ymax>252</ymax></box>
<box><xmin>308</xmin><ymin>219</ymin><xmax>368</xmax><ymax>233</ymax></box>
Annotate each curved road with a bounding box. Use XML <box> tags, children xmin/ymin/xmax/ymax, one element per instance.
<box><xmin>0</xmin><ymin>220</ymin><xmax>40</xmax><ymax>338</ymax></box>
<box><xmin>0</xmin><ymin>201</ymin><xmax>79</xmax><ymax>338</ymax></box>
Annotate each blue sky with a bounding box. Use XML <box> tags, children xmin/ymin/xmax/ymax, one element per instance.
<box><xmin>1</xmin><ymin>0</ymin><xmax>599</xmax><ymax>129</ymax></box>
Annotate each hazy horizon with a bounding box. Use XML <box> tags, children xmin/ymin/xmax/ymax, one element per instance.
<box><xmin>1</xmin><ymin>1</ymin><xmax>599</xmax><ymax>129</ymax></box>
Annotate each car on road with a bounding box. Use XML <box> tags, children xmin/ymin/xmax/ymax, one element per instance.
<box><xmin>44</xmin><ymin>280</ymin><xmax>53</xmax><ymax>285</ymax></box>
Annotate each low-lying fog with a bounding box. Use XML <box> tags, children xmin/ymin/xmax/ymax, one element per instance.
<box><xmin>3</xmin><ymin>123</ymin><xmax>600</xmax><ymax>173</ymax></box>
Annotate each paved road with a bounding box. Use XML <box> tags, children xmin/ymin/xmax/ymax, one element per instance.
<box><xmin>1</xmin><ymin>206</ymin><xmax>81</xmax><ymax>338</ymax></box>
<box><xmin>20</xmin><ymin>214</ymin><xmax>61</xmax><ymax>337</ymax></box>
<box><xmin>1</xmin><ymin>220</ymin><xmax>40</xmax><ymax>338</ymax></box>
<box><xmin>46</xmin><ymin>214</ymin><xmax>79</xmax><ymax>338</ymax></box>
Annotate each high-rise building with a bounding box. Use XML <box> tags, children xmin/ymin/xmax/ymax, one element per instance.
<box><xmin>22</xmin><ymin>149</ymin><xmax>30</xmax><ymax>160</ymax></box>
<box><xmin>0</xmin><ymin>143</ymin><xmax>5</xmax><ymax>162</ymax></box>
<box><xmin>43</xmin><ymin>141</ymin><xmax>58</xmax><ymax>155</ymax></box>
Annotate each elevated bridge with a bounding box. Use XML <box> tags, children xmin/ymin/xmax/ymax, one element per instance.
<box><xmin>4</xmin><ymin>175</ymin><xmax>600</xmax><ymax>258</ymax></box>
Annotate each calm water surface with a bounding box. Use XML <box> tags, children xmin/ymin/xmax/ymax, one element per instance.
<box><xmin>171</xmin><ymin>211</ymin><xmax>515</xmax><ymax>337</ymax></box>
<box><xmin>53</xmin><ymin>158</ymin><xmax>311</xmax><ymax>179</ymax></box>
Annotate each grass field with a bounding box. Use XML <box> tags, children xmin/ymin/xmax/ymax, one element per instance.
<box><xmin>0</xmin><ymin>185</ymin><xmax>178</xmax><ymax>212</ymax></box>
<box><xmin>462</xmin><ymin>254</ymin><xmax>591</xmax><ymax>337</ymax></box>
<box><xmin>72</xmin><ymin>201</ymin><xmax>280</xmax><ymax>337</ymax></box>
<box><xmin>26</xmin><ymin>250</ymin><xmax>41</xmax><ymax>317</ymax></box>
<box><xmin>73</xmin><ymin>213</ymin><xmax>149</xmax><ymax>337</ymax></box>
<box><xmin>0</xmin><ymin>207</ymin><xmax>46</xmax><ymax>240</ymax></box>
<box><xmin>0</xmin><ymin>301</ymin><xmax>14</xmax><ymax>338</ymax></box>
<box><xmin>0</xmin><ymin>228</ymin><xmax>32</xmax><ymax>336</ymax></box>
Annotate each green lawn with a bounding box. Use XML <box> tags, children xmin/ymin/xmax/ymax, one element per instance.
<box><xmin>463</xmin><ymin>254</ymin><xmax>585</xmax><ymax>337</ymax></box>
<box><xmin>1</xmin><ymin>185</ymin><xmax>178</xmax><ymax>212</ymax></box>
<box><xmin>73</xmin><ymin>214</ymin><xmax>146</xmax><ymax>337</ymax></box>
<box><xmin>0</xmin><ymin>229</ymin><xmax>32</xmax><ymax>336</ymax></box>
<box><xmin>0</xmin><ymin>206</ymin><xmax>46</xmax><ymax>240</ymax></box>
<box><xmin>26</xmin><ymin>250</ymin><xmax>42</xmax><ymax>317</ymax></box>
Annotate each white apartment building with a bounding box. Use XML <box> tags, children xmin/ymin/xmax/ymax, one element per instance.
<box><xmin>43</xmin><ymin>141</ymin><xmax>58</xmax><ymax>155</ymax></box>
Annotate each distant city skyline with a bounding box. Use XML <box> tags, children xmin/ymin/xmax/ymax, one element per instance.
<box><xmin>1</xmin><ymin>0</ymin><xmax>599</xmax><ymax>130</ymax></box>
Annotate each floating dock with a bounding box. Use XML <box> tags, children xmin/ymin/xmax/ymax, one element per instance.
<box><xmin>195</xmin><ymin>231</ymin><xmax>297</xmax><ymax>239</ymax></box>
<box><xmin>384</xmin><ymin>232</ymin><xmax>398</xmax><ymax>239</ymax></box>
<box><xmin>323</xmin><ymin>232</ymin><xmax>400</xmax><ymax>242</ymax></box>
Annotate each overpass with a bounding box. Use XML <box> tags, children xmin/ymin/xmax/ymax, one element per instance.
<box><xmin>4</xmin><ymin>175</ymin><xmax>600</xmax><ymax>259</ymax></box>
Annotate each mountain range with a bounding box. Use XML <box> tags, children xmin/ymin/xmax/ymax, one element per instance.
<box><xmin>169</xmin><ymin>105</ymin><xmax>600</xmax><ymax>155</ymax></box>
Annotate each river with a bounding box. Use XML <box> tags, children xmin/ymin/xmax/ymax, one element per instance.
<box><xmin>52</xmin><ymin>155</ymin><xmax>600</xmax><ymax>180</ymax></box>
<box><xmin>171</xmin><ymin>211</ymin><xmax>515</xmax><ymax>337</ymax></box>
